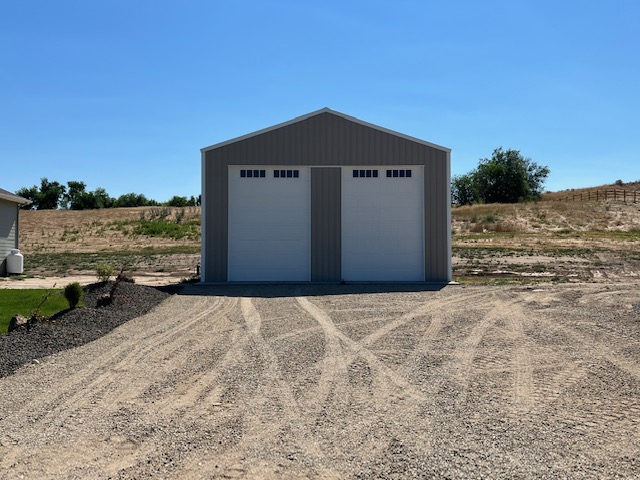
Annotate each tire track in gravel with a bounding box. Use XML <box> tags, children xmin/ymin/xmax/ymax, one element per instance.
<box><xmin>359</xmin><ymin>290</ymin><xmax>489</xmax><ymax>351</ymax></box>
<box><xmin>0</xmin><ymin>295</ymin><xmax>232</xmax><ymax>477</ymax></box>
<box><xmin>530</xmin><ymin>361</ymin><xmax>588</xmax><ymax>414</ymax></box>
<box><xmin>19</xmin><ymin>296</ymin><xmax>225</xmax><ymax>432</ymax></box>
<box><xmin>294</xmin><ymin>296</ymin><xmax>432</xmax><ymax>467</ymax></box>
<box><xmin>236</xmin><ymin>297</ymin><xmax>323</xmax><ymax>458</ymax></box>
<box><xmin>291</xmin><ymin>295</ymin><xmax>350</xmax><ymax>420</ymax></box>
<box><xmin>399</xmin><ymin>290</ymin><xmax>490</xmax><ymax>374</ymax></box>
<box><xmin>452</xmin><ymin>296</ymin><xmax>499</xmax><ymax>393</ymax></box>
<box><xmin>331</xmin><ymin>289</ymin><xmax>491</xmax><ymax>405</ymax></box>
<box><xmin>505</xmin><ymin>300</ymin><xmax>536</xmax><ymax>411</ymax></box>
<box><xmin>143</xmin><ymin>296</ymin><xmax>241</xmax><ymax>416</ymax></box>
<box><xmin>296</xmin><ymin>296</ymin><xmax>426</xmax><ymax>403</ymax></box>
<box><xmin>536</xmin><ymin>315</ymin><xmax>640</xmax><ymax>380</ymax></box>
<box><xmin>451</xmin><ymin>291</ymin><xmax>536</xmax><ymax>410</ymax></box>
<box><xmin>293</xmin><ymin>289</ymin><xmax>492</xmax><ymax>411</ymax></box>
<box><xmin>1</xmin><ymin>295</ymin><xmax>207</xmax><ymax>425</ymax></box>
<box><xmin>104</xmin><ymin>296</ymin><xmax>239</xmax><ymax>407</ymax></box>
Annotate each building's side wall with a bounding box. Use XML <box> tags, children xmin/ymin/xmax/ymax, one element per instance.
<box><xmin>424</xmin><ymin>153</ymin><xmax>451</xmax><ymax>282</ymax></box>
<box><xmin>203</xmin><ymin>112</ymin><xmax>450</xmax><ymax>283</ymax></box>
<box><xmin>311</xmin><ymin>167</ymin><xmax>341</xmax><ymax>282</ymax></box>
<box><xmin>0</xmin><ymin>199</ymin><xmax>18</xmax><ymax>275</ymax></box>
<box><xmin>202</xmin><ymin>158</ymin><xmax>229</xmax><ymax>282</ymax></box>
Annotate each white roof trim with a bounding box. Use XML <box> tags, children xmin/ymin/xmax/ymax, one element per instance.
<box><xmin>201</xmin><ymin>108</ymin><xmax>451</xmax><ymax>153</ymax></box>
<box><xmin>0</xmin><ymin>189</ymin><xmax>31</xmax><ymax>205</ymax></box>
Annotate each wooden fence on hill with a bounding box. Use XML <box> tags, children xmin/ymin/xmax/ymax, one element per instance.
<box><xmin>553</xmin><ymin>189</ymin><xmax>639</xmax><ymax>203</ymax></box>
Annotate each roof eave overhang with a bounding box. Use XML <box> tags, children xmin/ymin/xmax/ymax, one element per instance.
<box><xmin>0</xmin><ymin>193</ymin><xmax>32</xmax><ymax>205</ymax></box>
<box><xmin>200</xmin><ymin>108</ymin><xmax>451</xmax><ymax>154</ymax></box>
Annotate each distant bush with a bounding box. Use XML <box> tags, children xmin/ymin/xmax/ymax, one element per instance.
<box><xmin>96</xmin><ymin>263</ymin><xmax>116</xmax><ymax>282</ymax></box>
<box><xmin>113</xmin><ymin>193</ymin><xmax>159</xmax><ymax>208</ymax></box>
<box><xmin>63</xmin><ymin>282</ymin><xmax>84</xmax><ymax>308</ymax></box>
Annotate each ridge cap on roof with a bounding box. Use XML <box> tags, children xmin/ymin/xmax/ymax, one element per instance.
<box><xmin>201</xmin><ymin>108</ymin><xmax>450</xmax><ymax>153</ymax></box>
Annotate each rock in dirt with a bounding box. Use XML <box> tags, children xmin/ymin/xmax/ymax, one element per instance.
<box><xmin>8</xmin><ymin>314</ymin><xmax>29</xmax><ymax>333</ymax></box>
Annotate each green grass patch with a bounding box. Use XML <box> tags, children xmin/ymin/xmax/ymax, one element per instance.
<box><xmin>0</xmin><ymin>289</ymin><xmax>69</xmax><ymax>334</ymax></box>
<box><xmin>133</xmin><ymin>219</ymin><xmax>200</xmax><ymax>240</ymax></box>
<box><xmin>454</xmin><ymin>232</ymin><xmax>534</xmax><ymax>241</ymax></box>
<box><xmin>582</xmin><ymin>229</ymin><xmax>640</xmax><ymax>241</ymax></box>
<box><xmin>105</xmin><ymin>216</ymin><xmax>201</xmax><ymax>241</ymax></box>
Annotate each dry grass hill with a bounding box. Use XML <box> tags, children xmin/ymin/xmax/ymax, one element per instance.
<box><xmin>13</xmin><ymin>181</ymin><xmax>640</xmax><ymax>284</ymax></box>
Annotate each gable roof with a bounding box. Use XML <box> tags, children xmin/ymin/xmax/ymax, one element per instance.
<box><xmin>0</xmin><ymin>188</ymin><xmax>32</xmax><ymax>205</ymax></box>
<box><xmin>201</xmin><ymin>108</ymin><xmax>450</xmax><ymax>153</ymax></box>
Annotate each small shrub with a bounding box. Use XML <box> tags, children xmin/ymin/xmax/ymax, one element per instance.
<box><xmin>63</xmin><ymin>282</ymin><xmax>84</xmax><ymax>308</ymax></box>
<box><xmin>96</xmin><ymin>263</ymin><xmax>116</xmax><ymax>282</ymax></box>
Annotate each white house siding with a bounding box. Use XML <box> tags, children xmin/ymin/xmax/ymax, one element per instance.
<box><xmin>0</xmin><ymin>199</ymin><xmax>18</xmax><ymax>275</ymax></box>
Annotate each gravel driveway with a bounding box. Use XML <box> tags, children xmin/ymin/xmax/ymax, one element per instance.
<box><xmin>1</xmin><ymin>283</ymin><xmax>639</xmax><ymax>479</ymax></box>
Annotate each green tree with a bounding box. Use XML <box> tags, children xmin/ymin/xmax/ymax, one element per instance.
<box><xmin>453</xmin><ymin>148</ymin><xmax>549</xmax><ymax>204</ymax></box>
<box><xmin>15</xmin><ymin>186</ymin><xmax>39</xmax><ymax>209</ymax></box>
<box><xmin>17</xmin><ymin>178</ymin><xmax>66</xmax><ymax>210</ymax></box>
<box><xmin>90</xmin><ymin>187</ymin><xmax>114</xmax><ymax>209</ymax></box>
<box><xmin>37</xmin><ymin>178</ymin><xmax>66</xmax><ymax>209</ymax></box>
<box><xmin>451</xmin><ymin>173</ymin><xmax>477</xmax><ymax>205</ymax></box>
<box><xmin>114</xmin><ymin>193</ymin><xmax>158</xmax><ymax>208</ymax></box>
<box><xmin>165</xmin><ymin>196</ymin><xmax>188</xmax><ymax>207</ymax></box>
<box><xmin>63</xmin><ymin>182</ymin><xmax>114</xmax><ymax>209</ymax></box>
<box><xmin>64</xmin><ymin>181</ymin><xmax>88</xmax><ymax>209</ymax></box>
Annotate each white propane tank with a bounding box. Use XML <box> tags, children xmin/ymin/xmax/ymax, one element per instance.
<box><xmin>7</xmin><ymin>249</ymin><xmax>24</xmax><ymax>274</ymax></box>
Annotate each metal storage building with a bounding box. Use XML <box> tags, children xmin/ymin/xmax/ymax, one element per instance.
<box><xmin>0</xmin><ymin>188</ymin><xmax>31</xmax><ymax>275</ymax></box>
<box><xmin>201</xmin><ymin>108</ymin><xmax>451</xmax><ymax>283</ymax></box>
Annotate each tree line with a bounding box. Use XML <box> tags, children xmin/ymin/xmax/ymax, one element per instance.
<box><xmin>452</xmin><ymin>147</ymin><xmax>550</xmax><ymax>205</ymax></box>
<box><xmin>17</xmin><ymin>148</ymin><xmax>548</xmax><ymax>209</ymax></box>
<box><xmin>15</xmin><ymin>179</ymin><xmax>200</xmax><ymax>210</ymax></box>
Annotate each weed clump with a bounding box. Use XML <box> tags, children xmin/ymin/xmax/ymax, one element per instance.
<box><xmin>96</xmin><ymin>263</ymin><xmax>116</xmax><ymax>282</ymax></box>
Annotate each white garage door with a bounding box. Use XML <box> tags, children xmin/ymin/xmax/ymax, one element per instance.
<box><xmin>342</xmin><ymin>166</ymin><xmax>424</xmax><ymax>281</ymax></box>
<box><xmin>228</xmin><ymin>166</ymin><xmax>310</xmax><ymax>281</ymax></box>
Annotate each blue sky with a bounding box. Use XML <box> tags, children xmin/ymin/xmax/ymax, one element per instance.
<box><xmin>1</xmin><ymin>0</ymin><xmax>638</xmax><ymax>202</ymax></box>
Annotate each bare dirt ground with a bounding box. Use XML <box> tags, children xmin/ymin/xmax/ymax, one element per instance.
<box><xmin>0</xmin><ymin>274</ymin><xmax>185</xmax><ymax>290</ymax></box>
<box><xmin>452</xmin><ymin>200</ymin><xmax>640</xmax><ymax>282</ymax></box>
<box><xmin>1</xmin><ymin>283</ymin><xmax>639</xmax><ymax>479</ymax></box>
<box><xmin>19</xmin><ymin>207</ymin><xmax>200</xmax><ymax>254</ymax></box>
<box><xmin>17</xmin><ymin>206</ymin><xmax>200</xmax><ymax>279</ymax></box>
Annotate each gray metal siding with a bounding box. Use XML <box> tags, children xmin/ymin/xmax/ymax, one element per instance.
<box><xmin>311</xmin><ymin>168</ymin><xmax>341</xmax><ymax>282</ymax></box>
<box><xmin>203</xmin><ymin>111</ymin><xmax>450</xmax><ymax>283</ymax></box>
<box><xmin>0</xmin><ymin>200</ymin><xmax>18</xmax><ymax>275</ymax></box>
<box><xmin>423</xmin><ymin>157</ymin><xmax>449</xmax><ymax>282</ymax></box>
<box><xmin>203</xmin><ymin>160</ymin><xmax>228</xmax><ymax>283</ymax></box>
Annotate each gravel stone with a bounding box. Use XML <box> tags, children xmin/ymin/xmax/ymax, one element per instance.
<box><xmin>0</xmin><ymin>281</ymin><xmax>169</xmax><ymax>378</ymax></box>
<box><xmin>0</xmin><ymin>282</ymin><xmax>638</xmax><ymax>479</ymax></box>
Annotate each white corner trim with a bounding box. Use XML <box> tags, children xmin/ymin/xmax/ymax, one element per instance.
<box><xmin>200</xmin><ymin>150</ymin><xmax>206</xmax><ymax>282</ymax></box>
<box><xmin>446</xmin><ymin>150</ymin><xmax>452</xmax><ymax>282</ymax></box>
